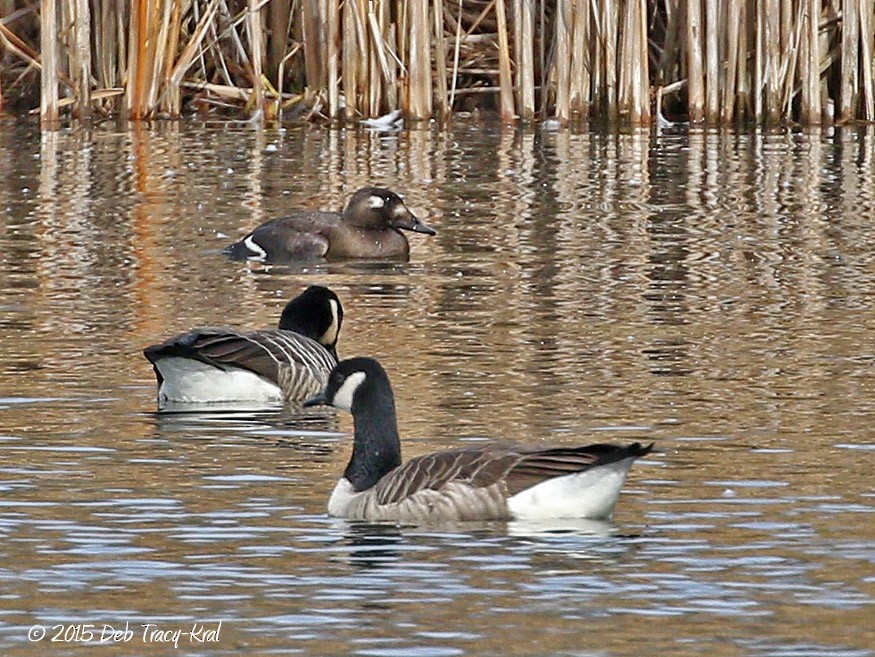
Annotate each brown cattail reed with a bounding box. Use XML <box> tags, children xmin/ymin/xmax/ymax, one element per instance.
<box><xmin>3</xmin><ymin>0</ymin><xmax>872</xmax><ymax>127</ymax></box>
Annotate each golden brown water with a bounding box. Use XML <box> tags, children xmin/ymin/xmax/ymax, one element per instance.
<box><xmin>0</xmin><ymin>119</ymin><xmax>873</xmax><ymax>656</ymax></box>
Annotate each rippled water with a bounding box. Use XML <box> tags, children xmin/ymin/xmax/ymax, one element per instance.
<box><xmin>1</xmin><ymin>119</ymin><xmax>873</xmax><ymax>656</ymax></box>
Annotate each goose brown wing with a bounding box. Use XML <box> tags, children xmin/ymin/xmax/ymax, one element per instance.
<box><xmin>372</xmin><ymin>446</ymin><xmax>522</xmax><ymax>506</ymax></box>
<box><xmin>371</xmin><ymin>442</ymin><xmax>654</xmax><ymax>505</ymax></box>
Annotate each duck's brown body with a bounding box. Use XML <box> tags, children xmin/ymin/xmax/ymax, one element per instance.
<box><xmin>224</xmin><ymin>187</ymin><xmax>435</xmax><ymax>262</ymax></box>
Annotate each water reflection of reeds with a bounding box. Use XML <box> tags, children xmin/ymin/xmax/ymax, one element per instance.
<box><xmin>1</xmin><ymin>124</ymin><xmax>874</xmax><ymax>448</ymax></box>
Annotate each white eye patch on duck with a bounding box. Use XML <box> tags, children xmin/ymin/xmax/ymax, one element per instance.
<box><xmin>368</xmin><ymin>195</ymin><xmax>386</xmax><ymax>209</ymax></box>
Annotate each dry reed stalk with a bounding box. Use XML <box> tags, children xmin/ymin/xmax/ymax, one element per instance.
<box><xmin>159</xmin><ymin>0</ymin><xmax>183</xmax><ymax>116</ymax></box>
<box><xmin>382</xmin><ymin>10</ymin><xmax>401</xmax><ymax>109</ymax></box>
<box><xmin>368</xmin><ymin>2</ymin><xmax>400</xmax><ymax>110</ymax></box>
<box><xmin>94</xmin><ymin>0</ymin><xmax>115</xmax><ymax>91</ymax></box>
<box><xmin>1</xmin><ymin>21</ymin><xmax>45</xmax><ymax>68</ymax></box>
<box><xmin>366</xmin><ymin>0</ymin><xmax>381</xmax><ymax>116</ymax></box>
<box><xmin>53</xmin><ymin>87</ymin><xmax>124</xmax><ymax>107</ymax></box>
<box><xmin>165</xmin><ymin>0</ymin><xmax>219</xmax><ymax>115</ymax></box>
<box><xmin>449</xmin><ymin>0</ymin><xmax>463</xmax><ymax>110</ymax></box>
<box><xmin>367</xmin><ymin>8</ymin><xmax>393</xmax><ymax>91</ymax></box>
<box><xmin>432</xmin><ymin>0</ymin><xmax>449</xmax><ymax>119</ymax></box>
<box><xmin>342</xmin><ymin>0</ymin><xmax>358</xmax><ymax>116</ymax></box>
<box><xmin>349</xmin><ymin>0</ymin><xmax>370</xmax><ymax>116</ymax></box>
<box><xmin>722</xmin><ymin>0</ymin><xmax>739</xmax><ymax>121</ymax></box>
<box><xmin>126</xmin><ymin>0</ymin><xmax>146</xmax><ymax>118</ymax></box>
<box><xmin>736</xmin><ymin>0</ymin><xmax>749</xmax><ymax>120</ymax></box>
<box><xmin>326</xmin><ymin>0</ymin><xmax>340</xmax><ymax>116</ymax></box>
<box><xmin>267</xmin><ymin>0</ymin><xmax>290</xmax><ymax>83</ymax></box>
<box><xmin>302</xmin><ymin>0</ymin><xmax>322</xmax><ymax>90</ymax></box>
<box><xmin>765</xmin><ymin>0</ymin><xmax>781</xmax><ymax>123</ymax></box>
<box><xmin>618</xmin><ymin>0</ymin><xmax>648</xmax><ymax>123</ymax></box>
<box><xmin>407</xmin><ymin>0</ymin><xmax>431</xmax><ymax>119</ymax></box>
<box><xmin>861</xmin><ymin>0</ymin><xmax>875</xmax><ymax>120</ymax></box>
<box><xmin>40</xmin><ymin>0</ymin><xmax>59</xmax><ymax>125</ymax></box>
<box><xmin>686</xmin><ymin>0</ymin><xmax>704</xmax><ymax>121</ymax></box>
<box><xmin>755</xmin><ymin>0</ymin><xmax>763</xmax><ymax>119</ymax></box>
<box><xmin>704</xmin><ymin>0</ymin><xmax>718</xmax><ymax>120</ymax></box>
<box><xmin>276</xmin><ymin>43</ymin><xmax>302</xmax><ymax>117</ymax></box>
<box><xmin>246</xmin><ymin>0</ymin><xmax>265</xmax><ymax>113</ymax></box>
<box><xmin>618</xmin><ymin>0</ymin><xmax>631</xmax><ymax>113</ymax></box>
<box><xmin>655</xmin><ymin>0</ymin><xmax>679</xmax><ymax>83</ymax></box>
<box><xmin>568</xmin><ymin>0</ymin><xmax>589</xmax><ymax>119</ymax></box>
<box><xmin>554</xmin><ymin>0</ymin><xmax>570</xmax><ymax>122</ymax></box>
<box><xmin>146</xmin><ymin>1</ymin><xmax>173</xmax><ymax>112</ymax></box>
<box><xmin>801</xmin><ymin>0</ymin><xmax>821</xmax><ymax>123</ymax></box>
<box><xmin>634</xmin><ymin>0</ymin><xmax>649</xmax><ymax>123</ymax></box>
<box><xmin>839</xmin><ymin>0</ymin><xmax>860</xmax><ymax>121</ymax></box>
<box><xmin>602</xmin><ymin>0</ymin><xmax>618</xmax><ymax>117</ymax></box>
<box><xmin>180</xmin><ymin>79</ymin><xmax>292</xmax><ymax>101</ymax></box>
<box><xmin>494</xmin><ymin>0</ymin><xmax>514</xmax><ymax>121</ymax></box>
<box><xmin>70</xmin><ymin>0</ymin><xmax>91</xmax><ymax>119</ymax></box>
<box><xmin>395</xmin><ymin>0</ymin><xmax>408</xmax><ymax>92</ymax></box>
<box><xmin>513</xmin><ymin>0</ymin><xmax>535</xmax><ymax>119</ymax></box>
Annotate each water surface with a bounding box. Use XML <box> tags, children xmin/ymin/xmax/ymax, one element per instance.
<box><xmin>0</xmin><ymin>119</ymin><xmax>873</xmax><ymax>656</ymax></box>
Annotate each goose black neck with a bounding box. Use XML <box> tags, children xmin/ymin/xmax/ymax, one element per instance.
<box><xmin>344</xmin><ymin>377</ymin><xmax>402</xmax><ymax>492</ymax></box>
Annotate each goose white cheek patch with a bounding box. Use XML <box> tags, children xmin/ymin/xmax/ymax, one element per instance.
<box><xmin>368</xmin><ymin>195</ymin><xmax>386</xmax><ymax>209</ymax></box>
<box><xmin>333</xmin><ymin>371</ymin><xmax>366</xmax><ymax>411</ymax></box>
<box><xmin>323</xmin><ymin>299</ymin><xmax>340</xmax><ymax>344</ymax></box>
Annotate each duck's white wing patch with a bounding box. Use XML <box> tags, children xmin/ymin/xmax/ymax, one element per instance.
<box><xmin>368</xmin><ymin>194</ymin><xmax>386</xmax><ymax>209</ymax></box>
<box><xmin>332</xmin><ymin>371</ymin><xmax>366</xmax><ymax>411</ymax></box>
<box><xmin>243</xmin><ymin>234</ymin><xmax>267</xmax><ymax>261</ymax></box>
<box><xmin>507</xmin><ymin>457</ymin><xmax>638</xmax><ymax>520</ymax></box>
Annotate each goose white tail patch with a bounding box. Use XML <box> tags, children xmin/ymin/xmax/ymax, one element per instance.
<box><xmin>333</xmin><ymin>371</ymin><xmax>366</xmax><ymax>411</ymax></box>
<box><xmin>243</xmin><ymin>235</ymin><xmax>267</xmax><ymax>261</ymax></box>
<box><xmin>507</xmin><ymin>457</ymin><xmax>638</xmax><ymax>520</ymax></box>
<box><xmin>368</xmin><ymin>194</ymin><xmax>386</xmax><ymax>209</ymax></box>
<box><xmin>155</xmin><ymin>357</ymin><xmax>281</xmax><ymax>402</ymax></box>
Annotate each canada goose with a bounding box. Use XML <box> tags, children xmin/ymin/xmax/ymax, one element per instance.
<box><xmin>223</xmin><ymin>187</ymin><xmax>436</xmax><ymax>263</ymax></box>
<box><xmin>304</xmin><ymin>357</ymin><xmax>652</xmax><ymax>522</ymax></box>
<box><xmin>144</xmin><ymin>285</ymin><xmax>342</xmax><ymax>404</ymax></box>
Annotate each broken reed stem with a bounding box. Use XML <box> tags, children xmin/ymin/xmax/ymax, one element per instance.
<box><xmin>14</xmin><ymin>0</ymin><xmax>875</xmax><ymax>126</ymax></box>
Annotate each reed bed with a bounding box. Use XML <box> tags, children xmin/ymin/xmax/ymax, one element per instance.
<box><xmin>0</xmin><ymin>0</ymin><xmax>872</xmax><ymax>126</ymax></box>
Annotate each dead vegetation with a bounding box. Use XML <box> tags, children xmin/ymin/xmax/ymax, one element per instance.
<box><xmin>0</xmin><ymin>0</ymin><xmax>872</xmax><ymax>126</ymax></box>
